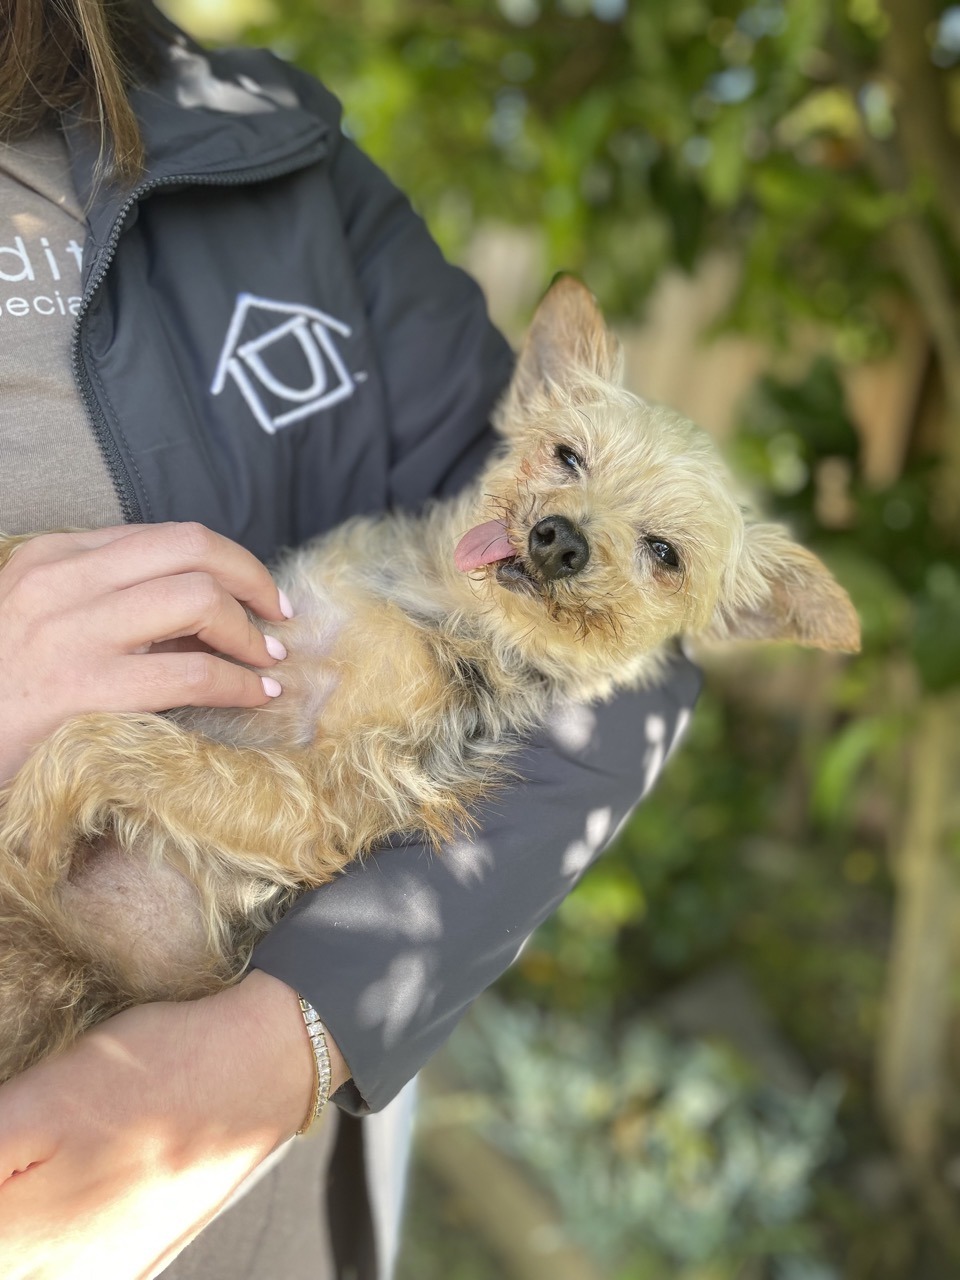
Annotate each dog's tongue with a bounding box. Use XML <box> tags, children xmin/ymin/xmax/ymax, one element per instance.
<box><xmin>454</xmin><ymin>520</ymin><xmax>515</xmax><ymax>572</ymax></box>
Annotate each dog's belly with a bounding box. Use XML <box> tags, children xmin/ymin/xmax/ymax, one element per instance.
<box><xmin>174</xmin><ymin>574</ymin><xmax>352</xmax><ymax>751</ymax></box>
<box><xmin>188</xmin><ymin>562</ymin><xmax>446</xmax><ymax>755</ymax></box>
<box><xmin>62</xmin><ymin>837</ymin><xmax>213</xmax><ymax>994</ymax></box>
<box><xmin>269</xmin><ymin>579</ymin><xmax>349</xmax><ymax>743</ymax></box>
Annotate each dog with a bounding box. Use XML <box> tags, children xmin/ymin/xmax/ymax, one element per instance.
<box><xmin>0</xmin><ymin>278</ymin><xmax>860</xmax><ymax>1083</ymax></box>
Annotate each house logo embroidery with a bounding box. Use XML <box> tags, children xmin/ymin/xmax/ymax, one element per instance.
<box><xmin>211</xmin><ymin>293</ymin><xmax>363</xmax><ymax>434</ymax></box>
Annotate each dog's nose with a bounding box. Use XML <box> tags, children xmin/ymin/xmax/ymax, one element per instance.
<box><xmin>528</xmin><ymin>515</ymin><xmax>590</xmax><ymax>580</ymax></box>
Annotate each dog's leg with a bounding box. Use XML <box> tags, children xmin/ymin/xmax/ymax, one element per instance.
<box><xmin>0</xmin><ymin>710</ymin><xmax>465</xmax><ymax>896</ymax></box>
<box><xmin>0</xmin><ymin>712</ymin><xmax>343</xmax><ymax>887</ymax></box>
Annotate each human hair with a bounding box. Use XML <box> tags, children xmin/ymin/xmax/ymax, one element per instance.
<box><xmin>0</xmin><ymin>0</ymin><xmax>167</xmax><ymax>183</ymax></box>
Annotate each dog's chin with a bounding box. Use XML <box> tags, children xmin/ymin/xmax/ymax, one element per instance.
<box><xmin>493</xmin><ymin>556</ymin><xmax>541</xmax><ymax>597</ymax></box>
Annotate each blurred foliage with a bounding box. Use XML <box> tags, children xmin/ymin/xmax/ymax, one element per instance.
<box><xmin>234</xmin><ymin>0</ymin><xmax>901</xmax><ymax>341</ymax></box>
<box><xmin>735</xmin><ymin>361</ymin><xmax>959</xmax><ymax>693</ymax></box>
<box><xmin>438</xmin><ymin>1000</ymin><xmax>843</xmax><ymax>1278</ymax></box>
<box><xmin>166</xmin><ymin>0</ymin><xmax>960</xmax><ymax>1274</ymax></box>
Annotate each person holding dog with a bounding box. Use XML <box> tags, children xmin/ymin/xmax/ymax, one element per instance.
<box><xmin>0</xmin><ymin>1</ymin><xmax>701</xmax><ymax>1276</ymax></box>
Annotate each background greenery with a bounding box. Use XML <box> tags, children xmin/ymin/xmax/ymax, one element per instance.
<box><xmin>166</xmin><ymin>1</ymin><xmax>960</xmax><ymax>1274</ymax></box>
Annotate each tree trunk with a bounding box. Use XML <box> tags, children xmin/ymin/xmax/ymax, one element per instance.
<box><xmin>877</xmin><ymin>692</ymin><xmax>960</xmax><ymax>1235</ymax></box>
<box><xmin>880</xmin><ymin>0</ymin><xmax>960</xmax><ymax>529</ymax></box>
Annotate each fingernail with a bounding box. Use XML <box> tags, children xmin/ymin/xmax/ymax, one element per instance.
<box><xmin>278</xmin><ymin>590</ymin><xmax>294</xmax><ymax>619</ymax></box>
<box><xmin>261</xmin><ymin>676</ymin><xmax>282</xmax><ymax>698</ymax></box>
<box><xmin>264</xmin><ymin>635</ymin><xmax>287</xmax><ymax>661</ymax></box>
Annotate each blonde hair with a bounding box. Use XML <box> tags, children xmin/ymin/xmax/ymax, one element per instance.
<box><xmin>0</xmin><ymin>0</ymin><xmax>165</xmax><ymax>183</ymax></box>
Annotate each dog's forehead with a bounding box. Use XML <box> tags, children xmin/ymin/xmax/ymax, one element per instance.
<box><xmin>586</xmin><ymin>401</ymin><xmax>727</xmax><ymax>486</ymax></box>
<box><xmin>623</xmin><ymin>398</ymin><xmax>704</xmax><ymax>450</ymax></box>
<box><xmin>571</xmin><ymin>394</ymin><xmax>700</xmax><ymax>451</ymax></box>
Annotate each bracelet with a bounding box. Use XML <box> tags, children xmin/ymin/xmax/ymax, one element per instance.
<box><xmin>295</xmin><ymin>995</ymin><xmax>332</xmax><ymax>1135</ymax></box>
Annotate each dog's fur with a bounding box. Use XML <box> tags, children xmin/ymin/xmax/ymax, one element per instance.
<box><xmin>0</xmin><ymin>279</ymin><xmax>859</xmax><ymax>1082</ymax></box>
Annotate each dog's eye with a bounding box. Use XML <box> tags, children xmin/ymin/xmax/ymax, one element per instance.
<box><xmin>646</xmin><ymin>537</ymin><xmax>680</xmax><ymax>569</ymax></box>
<box><xmin>555</xmin><ymin>445</ymin><xmax>583</xmax><ymax>472</ymax></box>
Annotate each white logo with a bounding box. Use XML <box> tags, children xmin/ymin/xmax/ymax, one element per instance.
<box><xmin>211</xmin><ymin>293</ymin><xmax>364</xmax><ymax>434</ymax></box>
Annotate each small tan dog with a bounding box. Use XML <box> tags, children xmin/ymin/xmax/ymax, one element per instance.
<box><xmin>0</xmin><ymin>279</ymin><xmax>859</xmax><ymax>1082</ymax></box>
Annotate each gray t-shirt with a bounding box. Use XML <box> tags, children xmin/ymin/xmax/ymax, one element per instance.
<box><xmin>0</xmin><ymin>128</ymin><xmax>122</xmax><ymax>532</ymax></box>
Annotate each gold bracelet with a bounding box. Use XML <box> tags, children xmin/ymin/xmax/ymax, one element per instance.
<box><xmin>296</xmin><ymin>995</ymin><xmax>332</xmax><ymax>1135</ymax></box>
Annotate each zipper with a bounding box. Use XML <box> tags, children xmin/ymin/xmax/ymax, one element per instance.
<box><xmin>71</xmin><ymin>146</ymin><xmax>328</xmax><ymax>523</ymax></box>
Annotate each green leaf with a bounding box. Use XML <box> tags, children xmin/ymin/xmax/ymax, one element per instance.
<box><xmin>704</xmin><ymin>106</ymin><xmax>751</xmax><ymax>208</ymax></box>
<box><xmin>811</xmin><ymin>715</ymin><xmax>899</xmax><ymax>821</ymax></box>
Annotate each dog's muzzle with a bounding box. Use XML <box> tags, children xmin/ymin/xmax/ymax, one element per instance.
<box><xmin>527</xmin><ymin>516</ymin><xmax>590</xmax><ymax>581</ymax></box>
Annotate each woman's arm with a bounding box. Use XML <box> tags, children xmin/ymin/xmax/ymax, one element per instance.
<box><xmin>0</xmin><ymin>972</ymin><xmax>347</xmax><ymax>1280</ymax></box>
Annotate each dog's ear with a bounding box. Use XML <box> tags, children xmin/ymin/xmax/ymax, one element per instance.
<box><xmin>509</xmin><ymin>276</ymin><xmax>622</xmax><ymax>413</ymax></box>
<box><xmin>708</xmin><ymin>522</ymin><xmax>861</xmax><ymax>652</ymax></box>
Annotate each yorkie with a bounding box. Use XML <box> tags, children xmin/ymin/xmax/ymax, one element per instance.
<box><xmin>0</xmin><ymin>278</ymin><xmax>859</xmax><ymax>1082</ymax></box>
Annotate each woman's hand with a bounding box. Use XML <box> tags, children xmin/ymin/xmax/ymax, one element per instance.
<box><xmin>0</xmin><ymin>523</ymin><xmax>292</xmax><ymax>784</ymax></box>
<box><xmin>0</xmin><ymin>971</ymin><xmax>350</xmax><ymax>1280</ymax></box>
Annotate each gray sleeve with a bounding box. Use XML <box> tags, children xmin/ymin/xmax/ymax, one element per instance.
<box><xmin>252</xmin><ymin>650</ymin><xmax>701</xmax><ymax>1115</ymax></box>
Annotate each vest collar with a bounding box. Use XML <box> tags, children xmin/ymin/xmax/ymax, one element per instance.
<box><xmin>63</xmin><ymin>18</ymin><xmax>331</xmax><ymax>268</ymax></box>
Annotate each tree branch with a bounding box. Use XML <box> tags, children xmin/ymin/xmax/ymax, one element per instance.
<box><xmin>882</xmin><ymin>0</ymin><xmax>960</xmax><ymax>259</ymax></box>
